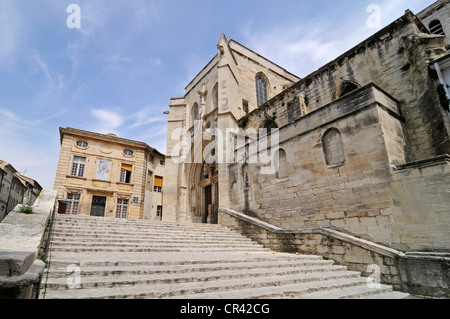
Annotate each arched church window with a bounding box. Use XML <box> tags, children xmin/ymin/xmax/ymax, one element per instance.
<box><xmin>256</xmin><ymin>74</ymin><xmax>268</xmax><ymax>107</ymax></box>
<box><xmin>193</xmin><ymin>103</ymin><xmax>199</xmax><ymax>123</ymax></box>
<box><xmin>322</xmin><ymin>128</ymin><xmax>345</xmax><ymax>167</ymax></box>
<box><xmin>429</xmin><ymin>20</ymin><xmax>445</xmax><ymax>36</ymax></box>
<box><xmin>213</xmin><ymin>83</ymin><xmax>219</xmax><ymax>108</ymax></box>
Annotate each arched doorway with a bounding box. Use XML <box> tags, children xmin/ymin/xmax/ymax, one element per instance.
<box><xmin>189</xmin><ymin>161</ymin><xmax>219</xmax><ymax>224</ymax></box>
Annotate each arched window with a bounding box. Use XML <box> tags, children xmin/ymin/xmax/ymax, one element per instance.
<box><xmin>429</xmin><ymin>20</ymin><xmax>445</xmax><ymax>36</ymax></box>
<box><xmin>264</xmin><ymin>119</ymin><xmax>278</xmax><ymax>131</ymax></box>
<box><xmin>322</xmin><ymin>128</ymin><xmax>345</xmax><ymax>167</ymax></box>
<box><xmin>213</xmin><ymin>83</ymin><xmax>219</xmax><ymax>108</ymax></box>
<box><xmin>335</xmin><ymin>81</ymin><xmax>360</xmax><ymax>100</ymax></box>
<box><xmin>275</xmin><ymin>149</ymin><xmax>288</xmax><ymax>179</ymax></box>
<box><xmin>256</xmin><ymin>74</ymin><xmax>268</xmax><ymax>107</ymax></box>
<box><xmin>192</xmin><ymin>103</ymin><xmax>199</xmax><ymax>124</ymax></box>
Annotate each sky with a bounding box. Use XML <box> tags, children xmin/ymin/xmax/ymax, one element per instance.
<box><xmin>0</xmin><ymin>0</ymin><xmax>437</xmax><ymax>190</ymax></box>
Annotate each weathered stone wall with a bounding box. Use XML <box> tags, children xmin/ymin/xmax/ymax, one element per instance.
<box><xmin>229</xmin><ymin>85</ymin><xmax>449</xmax><ymax>252</ymax></box>
<box><xmin>389</xmin><ymin>156</ymin><xmax>450</xmax><ymax>252</ymax></box>
<box><xmin>418</xmin><ymin>0</ymin><xmax>450</xmax><ymax>47</ymax></box>
<box><xmin>219</xmin><ymin>208</ymin><xmax>450</xmax><ymax>298</ymax></box>
<box><xmin>228</xmin><ymin>12</ymin><xmax>450</xmax><ymax>252</ymax></box>
<box><xmin>230</xmin><ymin>86</ymin><xmax>400</xmax><ymax>244</ymax></box>
<box><xmin>244</xmin><ymin>11</ymin><xmax>450</xmax><ymax>160</ymax></box>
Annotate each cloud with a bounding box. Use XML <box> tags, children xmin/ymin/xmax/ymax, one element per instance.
<box><xmin>128</xmin><ymin>105</ymin><xmax>166</xmax><ymax>128</ymax></box>
<box><xmin>90</xmin><ymin>109</ymin><xmax>124</xmax><ymax>134</ymax></box>
<box><xmin>239</xmin><ymin>0</ymin><xmax>435</xmax><ymax>77</ymax></box>
<box><xmin>31</xmin><ymin>51</ymin><xmax>65</xmax><ymax>99</ymax></box>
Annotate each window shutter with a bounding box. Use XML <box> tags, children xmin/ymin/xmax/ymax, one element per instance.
<box><xmin>121</xmin><ymin>164</ymin><xmax>133</xmax><ymax>172</ymax></box>
<box><xmin>154</xmin><ymin>176</ymin><xmax>163</xmax><ymax>188</ymax></box>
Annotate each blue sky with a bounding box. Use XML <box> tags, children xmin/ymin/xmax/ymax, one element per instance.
<box><xmin>0</xmin><ymin>0</ymin><xmax>436</xmax><ymax>190</ymax></box>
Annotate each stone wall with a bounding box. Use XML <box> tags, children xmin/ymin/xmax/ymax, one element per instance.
<box><xmin>389</xmin><ymin>155</ymin><xmax>450</xmax><ymax>252</ymax></box>
<box><xmin>227</xmin><ymin>11</ymin><xmax>450</xmax><ymax>252</ymax></box>
<box><xmin>229</xmin><ymin>86</ymin><xmax>450</xmax><ymax>250</ymax></box>
<box><xmin>219</xmin><ymin>208</ymin><xmax>450</xmax><ymax>298</ymax></box>
<box><xmin>243</xmin><ymin>11</ymin><xmax>450</xmax><ymax>161</ymax></box>
<box><xmin>0</xmin><ymin>190</ymin><xmax>57</xmax><ymax>299</ymax></box>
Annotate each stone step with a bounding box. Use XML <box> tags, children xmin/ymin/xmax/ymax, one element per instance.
<box><xmin>48</xmin><ymin>245</ymin><xmax>269</xmax><ymax>253</ymax></box>
<box><xmin>54</xmin><ymin>215</ymin><xmax>226</xmax><ymax>230</ymax></box>
<box><xmin>55</xmin><ymin>214</ymin><xmax>213</xmax><ymax>224</ymax></box>
<box><xmin>298</xmin><ymin>283</ymin><xmax>410</xmax><ymax>299</ymax></box>
<box><xmin>45</xmin><ymin>252</ymin><xmax>325</xmax><ymax>268</ymax></box>
<box><xmin>49</xmin><ymin>239</ymin><xmax>262</xmax><ymax>248</ymax></box>
<box><xmin>44</xmin><ymin>259</ymin><xmax>338</xmax><ymax>278</ymax></box>
<box><xmin>50</xmin><ymin>234</ymin><xmax>255</xmax><ymax>244</ymax></box>
<box><xmin>41</xmin><ymin>215</ymin><xmax>409</xmax><ymax>299</ymax></box>
<box><xmin>51</xmin><ymin>226</ymin><xmax>247</xmax><ymax>238</ymax></box>
<box><xmin>41</xmin><ymin>270</ymin><xmax>362</xmax><ymax>299</ymax></box>
<box><xmin>51</xmin><ymin>230</ymin><xmax>250</xmax><ymax>241</ymax></box>
<box><xmin>43</xmin><ymin>264</ymin><xmax>351</xmax><ymax>290</ymax></box>
<box><xmin>168</xmin><ymin>277</ymin><xmax>400</xmax><ymax>299</ymax></box>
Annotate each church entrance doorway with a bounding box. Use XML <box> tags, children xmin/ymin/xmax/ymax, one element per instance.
<box><xmin>203</xmin><ymin>185</ymin><xmax>212</xmax><ymax>223</ymax></box>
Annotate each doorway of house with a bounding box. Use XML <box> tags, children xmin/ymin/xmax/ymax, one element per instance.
<box><xmin>91</xmin><ymin>196</ymin><xmax>106</xmax><ymax>217</ymax></box>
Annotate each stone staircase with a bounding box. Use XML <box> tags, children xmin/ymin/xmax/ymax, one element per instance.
<box><xmin>39</xmin><ymin>214</ymin><xmax>409</xmax><ymax>299</ymax></box>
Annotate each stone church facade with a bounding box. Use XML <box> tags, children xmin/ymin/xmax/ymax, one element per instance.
<box><xmin>164</xmin><ymin>1</ymin><xmax>450</xmax><ymax>253</ymax></box>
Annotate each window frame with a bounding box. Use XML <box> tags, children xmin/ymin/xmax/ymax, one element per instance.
<box><xmin>67</xmin><ymin>193</ymin><xmax>81</xmax><ymax>215</ymax></box>
<box><xmin>116</xmin><ymin>198</ymin><xmax>129</xmax><ymax>219</ymax></box>
<box><xmin>156</xmin><ymin>205</ymin><xmax>163</xmax><ymax>217</ymax></box>
<box><xmin>256</xmin><ymin>74</ymin><xmax>269</xmax><ymax>107</ymax></box>
<box><xmin>123</xmin><ymin>149</ymin><xmax>134</xmax><ymax>157</ymax></box>
<box><xmin>429</xmin><ymin>20</ymin><xmax>445</xmax><ymax>36</ymax></box>
<box><xmin>76</xmin><ymin>141</ymin><xmax>89</xmax><ymax>149</ymax></box>
<box><xmin>71</xmin><ymin>156</ymin><xmax>86</xmax><ymax>177</ymax></box>
<box><xmin>119</xmin><ymin>164</ymin><xmax>133</xmax><ymax>184</ymax></box>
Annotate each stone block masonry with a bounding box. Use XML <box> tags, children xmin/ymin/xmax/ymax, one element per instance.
<box><xmin>0</xmin><ymin>190</ymin><xmax>57</xmax><ymax>299</ymax></box>
<box><xmin>230</xmin><ymin>84</ymin><xmax>450</xmax><ymax>251</ymax></box>
<box><xmin>219</xmin><ymin>208</ymin><xmax>450</xmax><ymax>298</ymax></box>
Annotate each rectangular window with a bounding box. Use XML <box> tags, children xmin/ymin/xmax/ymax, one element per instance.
<box><xmin>67</xmin><ymin>193</ymin><xmax>81</xmax><ymax>215</ymax></box>
<box><xmin>147</xmin><ymin>170</ymin><xmax>153</xmax><ymax>191</ymax></box>
<box><xmin>71</xmin><ymin>157</ymin><xmax>86</xmax><ymax>177</ymax></box>
<box><xmin>160</xmin><ymin>160</ymin><xmax>165</xmax><ymax>166</ymax></box>
<box><xmin>116</xmin><ymin>199</ymin><xmax>129</xmax><ymax>219</ymax></box>
<box><xmin>157</xmin><ymin>205</ymin><xmax>163</xmax><ymax>218</ymax></box>
<box><xmin>120</xmin><ymin>164</ymin><xmax>132</xmax><ymax>183</ymax></box>
<box><xmin>154</xmin><ymin>176</ymin><xmax>163</xmax><ymax>192</ymax></box>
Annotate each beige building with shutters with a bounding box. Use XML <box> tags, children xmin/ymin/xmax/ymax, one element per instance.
<box><xmin>54</xmin><ymin>127</ymin><xmax>165</xmax><ymax>220</ymax></box>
